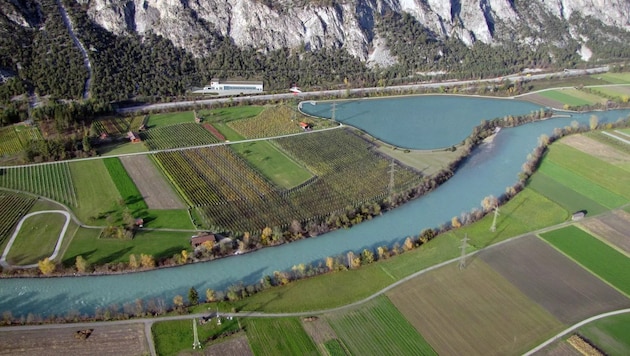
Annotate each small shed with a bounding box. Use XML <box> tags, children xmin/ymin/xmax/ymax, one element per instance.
<box><xmin>191</xmin><ymin>233</ymin><xmax>216</xmax><ymax>247</ymax></box>
<box><xmin>299</xmin><ymin>122</ymin><xmax>312</xmax><ymax>130</ymax></box>
<box><xmin>127</xmin><ymin>131</ymin><xmax>141</xmax><ymax>143</ymax></box>
<box><xmin>135</xmin><ymin>218</ymin><xmax>144</xmax><ymax>228</ymax></box>
<box><xmin>571</xmin><ymin>211</ymin><xmax>586</xmax><ymax>221</ymax></box>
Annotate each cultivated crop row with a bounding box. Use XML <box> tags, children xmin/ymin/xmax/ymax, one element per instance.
<box><xmin>152</xmin><ymin>129</ymin><xmax>421</xmax><ymax>233</ymax></box>
<box><xmin>141</xmin><ymin>123</ymin><xmax>219</xmax><ymax>150</ymax></box>
<box><xmin>0</xmin><ymin>192</ymin><xmax>36</xmax><ymax>243</ymax></box>
<box><xmin>246</xmin><ymin>318</ymin><xmax>319</xmax><ymax>356</ymax></box>
<box><xmin>326</xmin><ymin>296</ymin><xmax>435</xmax><ymax>355</ymax></box>
<box><xmin>92</xmin><ymin>117</ymin><xmax>131</xmax><ymax>136</ymax></box>
<box><xmin>0</xmin><ymin>125</ymin><xmax>42</xmax><ymax>156</ymax></box>
<box><xmin>0</xmin><ymin>163</ymin><xmax>78</xmax><ymax>207</ymax></box>
<box><xmin>228</xmin><ymin>106</ymin><xmax>306</xmax><ymax>139</ymax></box>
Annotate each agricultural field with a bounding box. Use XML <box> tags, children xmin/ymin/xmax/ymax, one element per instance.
<box><xmin>152</xmin><ymin>317</ymin><xmax>241</xmax><ymax>356</ymax></box>
<box><xmin>387</xmin><ymin>260</ymin><xmax>562</xmax><ymax>355</ymax></box>
<box><xmin>578</xmin><ymin>313</ymin><xmax>630</xmax><ymax>356</ymax></box>
<box><xmin>4</xmin><ymin>212</ymin><xmax>67</xmax><ymax>266</ymax></box>
<box><xmin>231</xmin><ymin>140</ymin><xmax>314</xmax><ymax>189</ymax></box>
<box><xmin>245</xmin><ymin>317</ymin><xmax>319</xmax><ymax>356</ymax></box>
<box><xmin>541</xmin><ymin>225</ymin><xmax>630</xmax><ymax>295</ymax></box>
<box><xmin>154</xmin><ymin>128</ymin><xmax>421</xmax><ymax>233</ymax></box>
<box><xmin>301</xmin><ymin>316</ymin><xmax>341</xmax><ymax>354</ymax></box>
<box><xmin>589</xmin><ymin>85</ymin><xmax>630</xmax><ymax>99</ymax></box>
<box><xmin>520</xmin><ymin>93</ymin><xmax>564</xmax><ymax>108</ymax></box>
<box><xmin>69</xmin><ymin>160</ymin><xmax>122</xmax><ymax>224</ymax></box>
<box><xmin>0</xmin><ymin>323</ymin><xmax>149</xmax><ymax>356</ymax></box>
<box><xmin>228</xmin><ymin>105</ymin><xmax>332</xmax><ymax>139</ymax></box>
<box><xmin>543</xmin><ymin>143</ymin><xmax>630</xmax><ymax>200</ymax></box>
<box><xmin>0</xmin><ymin>124</ymin><xmax>42</xmax><ymax>157</ymax></box>
<box><xmin>584</xmin><ymin>131</ymin><xmax>630</xmax><ymax>161</ymax></box>
<box><xmin>562</xmin><ymin>134</ymin><xmax>630</xmax><ymax>166</ymax></box>
<box><xmin>0</xmin><ymin>162</ymin><xmax>78</xmax><ymax>207</ymax></box>
<box><xmin>325</xmin><ymin>296</ymin><xmax>435</xmax><ymax>355</ymax></box>
<box><xmin>528</xmin><ymin>172</ymin><xmax>608</xmax><ymax>216</ymax></box>
<box><xmin>146</xmin><ymin>111</ymin><xmax>194</xmax><ymax>128</ymax></box>
<box><xmin>119</xmin><ymin>155</ymin><xmax>185</xmax><ymax>210</ymax></box>
<box><xmin>62</xmin><ymin>228</ymin><xmax>191</xmax><ymax>266</ymax></box>
<box><xmin>91</xmin><ymin>116</ymin><xmax>132</xmax><ymax>136</ymax></box>
<box><xmin>595</xmin><ymin>72</ymin><xmax>630</xmax><ymax>84</ymax></box>
<box><xmin>201</xmin><ymin>334</ymin><xmax>254</xmax><ymax>356</ymax></box>
<box><xmin>140</xmin><ymin>122</ymin><xmax>219</xmax><ymax>150</ymax></box>
<box><xmin>103</xmin><ymin>157</ymin><xmax>148</xmax><ymax>213</ymax></box>
<box><xmin>579</xmin><ymin>210</ymin><xmax>630</xmax><ymax>254</ymax></box>
<box><xmin>480</xmin><ymin>235</ymin><xmax>630</xmax><ymax>324</ymax></box>
<box><xmin>539</xmin><ymin>89</ymin><xmax>606</xmax><ymax>107</ymax></box>
<box><xmin>0</xmin><ymin>192</ymin><xmax>36</xmax><ymax>247</ymax></box>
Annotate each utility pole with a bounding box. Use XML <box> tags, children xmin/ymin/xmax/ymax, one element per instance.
<box><xmin>388</xmin><ymin>159</ymin><xmax>397</xmax><ymax>196</ymax></box>
<box><xmin>490</xmin><ymin>205</ymin><xmax>500</xmax><ymax>232</ymax></box>
<box><xmin>458</xmin><ymin>234</ymin><xmax>469</xmax><ymax>270</ymax></box>
<box><xmin>192</xmin><ymin>318</ymin><xmax>201</xmax><ymax>349</ymax></box>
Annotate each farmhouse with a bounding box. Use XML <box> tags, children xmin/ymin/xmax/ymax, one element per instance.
<box><xmin>127</xmin><ymin>131</ymin><xmax>141</xmax><ymax>143</ymax></box>
<box><xmin>204</xmin><ymin>78</ymin><xmax>263</xmax><ymax>92</ymax></box>
<box><xmin>190</xmin><ymin>233</ymin><xmax>216</xmax><ymax>247</ymax></box>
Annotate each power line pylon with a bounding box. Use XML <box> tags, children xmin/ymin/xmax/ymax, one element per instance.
<box><xmin>458</xmin><ymin>234</ymin><xmax>469</xmax><ymax>270</ymax></box>
<box><xmin>490</xmin><ymin>205</ymin><xmax>500</xmax><ymax>232</ymax></box>
<box><xmin>388</xmin><ymin>159</ymin><xmax>397</xmax><ymax>196</ymax></box>
<box><xmin>192</xmin><ymin>318</ymin><xmax>201</xmax><ymax>349</ymax></box>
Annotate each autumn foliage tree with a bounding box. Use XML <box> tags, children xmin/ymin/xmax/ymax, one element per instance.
<box><xmin>38</xmin><ymin>257</ymin><xmax>56</xmax><ymax>275</ymax></box>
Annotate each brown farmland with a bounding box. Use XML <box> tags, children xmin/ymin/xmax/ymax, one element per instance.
<box><xmin>580</xmin><ymin>210</ymin><xmax>630</xmax><ymax>254</ymax></box>
<box><xmin>521</xmin><ymin>93</ymin><xmax>564</xmax><ymax>109</ymax></box>
<box><xmin>179</xmin><ymin>333</ymin><xmax>253</xmax><ymax>356</ymax></box>
<box><xmin>480</xmin><ymin>235</ymin><xmax>630</xmax><ymax>324</ymax></box>
<box><xmin>387</xmin><ymin>260</ymin><xmax>562</xmax><ymax>356</ymax></box>
<box><xmin>0</xmin><ymin>323</ymin><xmax>148</xmax><ymax>356</ymax></box>
<box><xmin>534</xmin><ymin>340</ymin><xmax>582</xmax><ymax>356</ymax></box>
<box><xmin>561</xmin><ymin>135</ymin><xmax>630</xmax><ymax>166</ymax></box>
<box><xmin>120</xmin><ymin>155</ymin><xmax>185</xmax><ymax>209</ymax></box>
<box><xmin>301</xmin><ymin>317</ymin><xmax>338</xmax><ymax>345</ymax></box>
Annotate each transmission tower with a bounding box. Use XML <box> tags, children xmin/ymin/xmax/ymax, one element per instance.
<box><xmin>192</xmin><ymin>318</ymin><xmax>201</xmax><ymax>349</ymax></box>
<box><xmin>331</xmin><ymin>102</ymin><xmax>337</xmax><ymax>122</ymax></box>
<box><xmin>490</xmin><ymin>205</ymin><xmax>500</xmax><ymax>232</ymax></box>
<box><xmin>458</xmin><ymin>234</ymin><xmax>469</xmax><ymax>270</ymax></box>
<box><xmin>388</xmin><ymin>160</ymin><xmax>397</xmax><ymax>196</ymax></box>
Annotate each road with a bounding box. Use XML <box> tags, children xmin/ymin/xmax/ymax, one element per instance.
<box><xmin>117</xmin><ymin>67</ymin><xmax>609</xmax><ymax>114</ymax></box>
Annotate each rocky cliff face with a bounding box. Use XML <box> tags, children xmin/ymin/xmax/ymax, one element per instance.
<box><xmin>13</xmin><ymin>0</ymin><xmax>630</xmax><ymax>62</ymax></box>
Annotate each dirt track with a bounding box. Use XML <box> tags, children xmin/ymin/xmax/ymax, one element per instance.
<box><xmin>120</xmin><ymin>155</ymin><xmax>186</xmax><ymax>209</ymax></box>
<box><xmin>480</xmin><ymin>235</ymin><xmax>630</xmax><ymax>324</ymax></box>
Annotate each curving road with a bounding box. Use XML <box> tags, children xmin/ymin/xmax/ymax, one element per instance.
<box><xmin>0</xmin><ymin>210</ymin><xmax>71</xmax><ymax>269</ymax></box>
<box><xmin>55</xmin><ymin>0</ymin><xmax>91</xmax><ymax>99</ymax></box>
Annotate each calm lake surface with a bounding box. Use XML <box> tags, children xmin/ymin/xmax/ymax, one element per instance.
<box><xmin>300</xmin><ymin>95</ymin><xmax>543</xmax><ymax>149</ymax></box>
<box><xmin>2</xmin><ymin>95</ymin><xmax>629</xmax><ymax>318</ymax></box>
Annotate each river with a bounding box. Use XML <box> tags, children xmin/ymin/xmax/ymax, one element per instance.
<box><xmin>1</xmin><ymin>96</ymin><xmax>629</xmax><ymax>318</ymax></box>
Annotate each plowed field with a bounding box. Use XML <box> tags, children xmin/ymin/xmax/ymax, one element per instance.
<box><xmin>120</xmin><ymin>155</ymin><xmax>185</xmax><ymax>209</ymax></box>
<box><xmin>580</xmin><ymin>210</ymin><xmax>630</xmax><ymax>254</ymax></box>
<box><xmin>0</xmin><ymin>323</ymin><xmax>148</xmax><ymax>356</ymax></box>
<box><xmin>388</xmin><ymin>260</ymin><xmax>562</xmax><ymax>355</ymax></box>
<box><xmin>480</xmin><ymin>235</ymin><xmax>630</xmax><ymax>324</ymax></box>
<box><xmin>561</xmin><ymin>135</ymin><xmax>630</xmax><ymax>166</ymax></box>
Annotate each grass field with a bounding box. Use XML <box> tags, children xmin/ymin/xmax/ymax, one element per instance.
<box><xmin>539</xmin><ymin>89</ymin><xmax>602</xmax><ymax>106</ymax></box>
<box><xmin>376</xmin><ymin>143</ymin><xmax>462</xmax><ymax>175</ymax></box>
<box><xmin>326</xmin><ymin>295</ymin><xmax>436</xmax><ymax>355</ymax></box>
<box><xmin>527</xmin><ymin>172</ymin><xmax>609</xmax><ymax>216</ymax></box>
<box><xmin>146</xmin><ymin>111</ymin><xmax>194</xmax><ymax>128</ymax></box>
<box><xmin>231</xmin><ymin>140</ymin><xmax>314</xmax><ymax>189</ymax></box>
<box><xmin>323</xmin><ymin>339</ymin><xmax>347</xmax><ymax>356</ymax></box>
<box><xmin>537</xmin><ymin>160</ymin><xmax>627</xmax><ymax>209</ymax></box>
<box><xmin>544</xmin><ymin>143</ymin><xmax>630</xmax><ymax>199</ymax></box>
<box><xmin>590</xmin><ymin>85</ymin><xmax>630</xmax><ymax>99</ymax></box>
<box><xmin>152</xmin><ymin>317</ymin><xmax>240</xmax><ymax>356</ymax></box>
<box><xmin>595</xmin><ymin>72</ymin><xmax>630</xmax><ymax>84</ymax></box>
<box><xmin>69</xmin><ymin>160</ymin><xmax>122</xmax><ymax>224</ymax></box>
<box><xmin>142</xmin><ymin>209</ymin><xmax>193</xmax><ymax>229</ymax></box>
<box><xmin>541</xmin><ymin>225</ymin><xmax>630</xmax><ymax>296</ymax></box>
<box><xmin>4</xmin><ymin>212</ymin><xmax>66</xmax><ymax>265</ymax></box>
<box><xmin>578</xmin><ymin>313</ymin><xmax>630</xmax><ymax>355</ymax></box>
<box><xmin>387</xmin><ymin>260</ymin><xmax>563</xmax><ymax>355</ymax></box>
<box><xmin>199</xmin><ymin>106</ymin><xmax>265</xmax><ymax>124</ymax></box>
<box><xmin>245</xmin><ymin>317</ymin><xmax>319</xmax><ymax>356</ymax></box>
<box><xmin>62</xmin><ymin>228</ymin><xmax>191</xmax><ymax>266</ymax></box>
<box><xmin>103</xmin><ymin>157</ymin><xmax>148</xmax><ymax>213</ymax></box>
<box><xmin>96</xmin><ymin>141</ymin><xmax>148</xmax><ymax>156</ymax></box>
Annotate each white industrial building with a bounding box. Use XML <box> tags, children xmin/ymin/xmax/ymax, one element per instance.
<box><xmin>203</xmin><ymin>78</ymin><xmax>263</xmax><ymax>92</ymax></box>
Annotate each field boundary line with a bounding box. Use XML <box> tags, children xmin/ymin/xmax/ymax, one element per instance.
<box><xmin>603</xmin><ymin>131</ymin><xmax>630</xmax><ymax>144</ymax></box>
<box><xmin>523</xmin><ymin>308</ymin><xmax>630</xmax><ymax>355</ymax></box>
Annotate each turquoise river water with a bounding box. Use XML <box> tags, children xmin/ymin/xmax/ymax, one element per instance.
<box><xmin>1</xmin><ymin>95</ymin><xmax>629</xmax><ymax>318</ymax></box>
